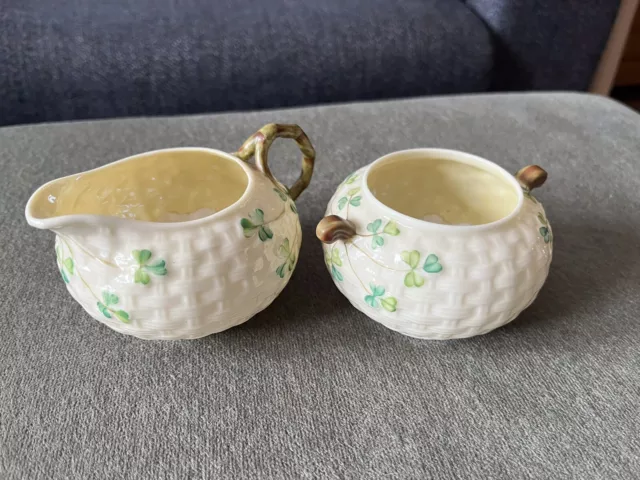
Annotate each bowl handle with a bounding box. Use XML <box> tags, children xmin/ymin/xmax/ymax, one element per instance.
<box><xmin>233</xmin><ymin>124</ymin><xmax>316</xmax><ymax>201</ymax></box>
<box><xmin>316</xmin><ymin>215</ymin><xmax>357</xmax><ymax>244</ymax></box>
<box><xmin>516</xmin><ymin>165</ymin><xmax>547</xmax><ymax>191</ymax></box>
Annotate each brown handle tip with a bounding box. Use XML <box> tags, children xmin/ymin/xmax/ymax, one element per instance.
<box><xmin>516</xmin><ymin>165</ymin><xmax>548</xmax><ymax>190</ymax></box>
<box><xmin>316</xmin><ymin>215</ymin><xmax>357</xmax><ymax>244</ymax></box>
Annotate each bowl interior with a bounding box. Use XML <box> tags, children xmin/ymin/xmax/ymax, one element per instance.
<box><xmin>366</xmin><ymin>150</ymin><xmax>520</xmax><ymax>226</ymax></box>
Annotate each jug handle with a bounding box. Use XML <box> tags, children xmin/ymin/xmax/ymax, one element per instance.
<box><xmin>233</xmin><ymin>124</ymin><xmax>316</xmax><ymax>201</ymax></box>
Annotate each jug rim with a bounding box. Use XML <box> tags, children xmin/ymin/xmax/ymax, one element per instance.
<box><xmin>25</xmin><ymin>147</ymin><xmax>256</xmax><ymax>231</ymax></box>
<box><xmin>361</xmin><ymin>148</ymin><xmax>525</xmax><ymax>232</ymax></box>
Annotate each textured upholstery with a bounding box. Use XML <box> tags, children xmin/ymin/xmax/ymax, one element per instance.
<box><xmin>0</xmin><ymin>0</ymin><xmax>492</xmax><ymax>126</ymax></box>
<box><xmin>466</xmin><ymin>0</ymin><xmax>621</xmax><ymax>90</ymax></box>
<box><xmin>0</xmin><ymin>0</ymin><xmax>621</xmax><ymax>126</ymax></box>
<box><xmin>2</xmin><ymin>93</ymin><xmax>640</xmax><ymax>478</ymax></box>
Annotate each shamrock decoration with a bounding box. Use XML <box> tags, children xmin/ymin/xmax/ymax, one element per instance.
<box><xmin>276</xmin><ymin>238</ymin><xmax>297</xmax><ymax>278</ymax></box>
<box><xmin>364</xmin><ymin>284</ymin><xmax>397</xmax><ymax>312</ymax></box>
<box><xmin>272</xmin><ymin>187</ymin><xmax>298</xmax><ymax>214</ymax></box>
<box><xmin>423</xmin><ymin>254</ymin><xmax>443</xmax><ymax>273</ymax></box>
<box><xmin>342</xmin><ymin>173</ymin><xmax>358</xmax><ymax>186</ymax></box>
<box><xmin>325</xmin><ymin>246</ymin><xmax>343</xmax><ymax>281</ymax></box>
<box><xmin>56</xmin><ymin>245</ymin><xmax>74</xmax><ymax>284</ymax></box>
<box><xmin>366</xmin><ymin>219</ymin><xmax>400</xmax><ymax>249</ymax></box>
<box><xmin>132</xmin><ymin>249</ymin><xmax>168</xmax><ymax>285</ymax></box>
<box><xmin>241</xmin><ymin>209</ymin><xmax>274</xmax><ymax>242</ymax></box>
<box><xmin>273</xmin><ymin>188</ymin><xmax>288</xmax><ymax>201</ymax></box>
<box><xmin>338</xmin><ymin>187</ymin><xmax>362</xmax><ymax>211</ymax></box>
<box><xmin>401</xmin><ymin>250</ymin><xmax>424</xmax><ymax>287</ymax></box>
<box><xmin>538</xmin><ymin>213</ymin><xmax>552</xmax><ymax>244</ymax></box>
<box><xmin>97</xmin><ymin>290</ymin><xmax>130</xmax><ymax>323</ymax></box>
<box><xmin>401</xmin><ymin>250</ymin><xmax>442</xmax><ymax>287</ymax></box>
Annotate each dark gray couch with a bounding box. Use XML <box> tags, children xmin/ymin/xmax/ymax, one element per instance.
<box><xmin>0</xmin><ymin>0</ymin><xmax>621</xmax><ymax>126</ymax></box>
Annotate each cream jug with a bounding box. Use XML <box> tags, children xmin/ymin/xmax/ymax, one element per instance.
<box><xmin>26</xmin><ymin>124</ymin><xmax>315</xmax><ymax>340</ymax></box>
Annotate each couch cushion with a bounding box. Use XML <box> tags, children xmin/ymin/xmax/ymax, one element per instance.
<box><xmin>0</xmin><ymin>0</ymin><xmax>492</xmax><ymax>126</ymax></box>
<box><xmin>466</xmin><ymin>0</ymin><xmax>620</xmax><ymax>90</ymax></box>
<box><xmin>1</xmin><ymin>93</ymin><xmax>639</xmax><ymax>478</ymax></box>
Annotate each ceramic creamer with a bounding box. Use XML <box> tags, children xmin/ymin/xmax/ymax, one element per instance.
<box><xmin>25</xmin><ymin>124</ymin><xmax>315</xmax><ymax>340</ymax></box>
<box><xmin>317</xmin><ymin>149</ymin><xmax>552</xmax><ymax>339</ymax></box>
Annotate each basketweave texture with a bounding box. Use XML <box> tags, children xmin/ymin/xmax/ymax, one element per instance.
<box><xmin>322</xmin><ymin>167</ymin><xmax>552</xmax><ymax>339</ymax></box>
<box><xmin>55</xmin><ymin>167</ymin><xmax>301</xmax><ymax>340</ymax></box>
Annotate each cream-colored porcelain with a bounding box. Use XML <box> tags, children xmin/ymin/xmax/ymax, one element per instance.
<box><xmin>317</xmin><ymin>149</ymin><xmax>552</xmax><ymax>340</ymax></box>
<box><xmin>25</xmin><ymin>124</ymin><xmax>315</xmax><ymax>340</ymax></box>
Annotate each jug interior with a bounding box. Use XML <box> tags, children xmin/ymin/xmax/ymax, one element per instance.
<box><xmin>367</xmin><ymin>153</ymin><xmax>519</xmax><ymax>226</ymax></box>
<box><xmin>30</xmin><ymin>150</ymin><xmax>248</xmax><ymax>223</ymax></box>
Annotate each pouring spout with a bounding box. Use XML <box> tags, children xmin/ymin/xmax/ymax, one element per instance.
<box><xmin>25</xmin><ymin>176</ymin><xmax>75</xmax><ymax>230</ymax></box>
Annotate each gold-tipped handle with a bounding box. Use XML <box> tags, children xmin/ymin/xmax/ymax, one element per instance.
<box><xmin>316</xmin><ymin>215</ymin><xmax>357</xmax><ymax>244</ymax></box>
<box><xmin>234</xmin><ymin>124</ymin><xmax>316</xmax><ymax>200</ymax></box>
<box><xmin>516</xmin><ymin>165</ymin><xmax>547</xmax><ymax>190</ymax></box>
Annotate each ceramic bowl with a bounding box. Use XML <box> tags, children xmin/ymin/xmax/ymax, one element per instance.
<box><xmin>317</xmin><ymin>149</ymin><xmax>552</xmax><ymax>339</ymax></box>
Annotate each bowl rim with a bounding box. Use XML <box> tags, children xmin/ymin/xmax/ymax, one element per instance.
<box><xmin>25</xmin><ymin>147</ymin><xmax>258</xmax><ymax>231</ymax></box>
<box><xmin>361</xmin><ymin>148</ymin><xmax>525</xmax><ymax>233</ymax></box>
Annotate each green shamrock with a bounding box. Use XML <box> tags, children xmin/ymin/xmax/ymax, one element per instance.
<box><xmin>364</xmin><ymin>283</ymin><xmax>397</xmax><ymax>312</ymax></box>
<box><xmin>97</xmin><ymin>290</ymin><xmax>130</xmax><ymax>323</ymax></box>
<box><xmin>401</xmin><ymin>250</ymin><xmax>424</xmax><ymax>287</ymax></box>
<box><xmin>273</xmin><ymin>188</ymin><xmax>288</xmax><ymax>201</ymax></box>
<box><xmin>383</xmin><ymin>221</ymin><xmax>400</xmax><ymax>236</ymax></box>
<box><xmin>132</xmin><ymin>249</ymin><xmax>168</xmax><ymax>285</ymax></box>
<box><xmin>366</xmin><ymin>219</ymin><xmax>400</xmax><ymax>249</ymax></box>
<box><xmin>325</xmin><ymin>246</ymin><xmax>343</xmax><ymax>281</ymax></box>
<box><xmin>272</xmin><ymin>187</ymin><xmax>298</xmax><ymax>214</ymax></box>
<box><xmin>337</xmin><ymin>187</ymin><xmax>362</xmax><ymax>211</ymax></box>
<box><xmin>342</xmin><ymin>173</ymin><xmax>358</xmax><ymax>185</ymax></box>
<box><xmin>401</xmin><ymin>250</ymin><xmax>442</xmax><ymax>287</ymax></box>
<box><xmin>276</xmin><ymin>238</ymin><xmax>297</xmax><ymax>278</ymax></box>
<box><xmin>423</xmin><ymin>254</ymin><xmax>443</xmax><ymax>273</ymax></box>
<box><xmin>538</xmin><ymin>213</ymin><xmax>552</xmax><ymax>243</ymax></box>
<box><xmin>380</xmin><ymin>297</ymin><xmax>398</xmax><ymax>312</ymax></box>
<box><xmin>241</xmin><ymin>209</ymin><xmax>274</xmax><ymax>242</ymax></box>
<box><xmin>367</xmin><ymin>219</ymin><xmax>384</xmax><ymax>248</ymax></box>
<box><xmin>56</xmin><ymin>245</ymin><xmax>74</xmax><ymax>284</ymax></box>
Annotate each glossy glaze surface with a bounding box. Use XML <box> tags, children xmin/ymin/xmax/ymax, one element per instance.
<box><xmin>26</xmin><ymin>148</ymin><xmax>302</xmax><ymax>339</ymax></box>
<box><xmin>321</xmin><ymin>149</ymin><xmax>553</xmax><ymax>339</ymax></box>
<box><xmin>30</xmin><ymin>150</ymin><xmax>248</xmax><ymax>222</ymax></box>
<box><xmin>368</xmin><ymin>155</ymin><xmax>518</xmax><ymax>225</ymax></box>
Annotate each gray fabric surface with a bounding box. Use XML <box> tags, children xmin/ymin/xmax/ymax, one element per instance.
<box><xmin>1</xmin><ymin>93</ymin><xmax>640</xmax><ymax>479</ymax></box>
